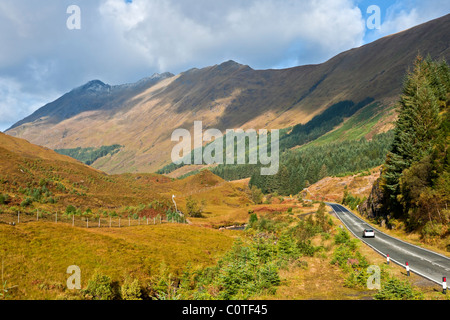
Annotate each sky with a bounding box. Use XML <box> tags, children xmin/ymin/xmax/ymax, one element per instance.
<box><xmin>0</xmin><ymin>0</ymin><xmax>449</xmax><ymax>131</ymax></box>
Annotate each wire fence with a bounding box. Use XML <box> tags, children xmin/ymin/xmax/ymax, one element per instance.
<box><xmin>0</xmin><ymin>211</ymin><xmax>186</xmax><ymax>229</ymax></box>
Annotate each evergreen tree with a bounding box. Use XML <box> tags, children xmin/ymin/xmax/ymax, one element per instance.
<box><xmin>383</xmin><ymin>57</ymin><xmax>441</xmax><ymax>212</ymax></box>
<box><xmin>382</xmin><ymin>56</ymin><xmax>450</xmax><ymax>224</ymax></box>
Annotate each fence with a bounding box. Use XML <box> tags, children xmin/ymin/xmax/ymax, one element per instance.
<box><xmin>0</xmin><ymin>211</ymin><xmax>186</xmax><ymax>229</ymax></box>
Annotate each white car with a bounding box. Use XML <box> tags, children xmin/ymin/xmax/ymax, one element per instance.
<box><xmin>362</xmin><ymin>229</ymin><xmax>375</xmax><ymax>238</ymax></box>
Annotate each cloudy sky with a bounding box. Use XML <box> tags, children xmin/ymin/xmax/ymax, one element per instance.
<box><xmin>0</xmin><ymin>0</ymin><xmax>449</xmax><ymax>131</ymax></box>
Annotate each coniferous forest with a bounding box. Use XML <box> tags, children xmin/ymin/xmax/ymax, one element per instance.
<box><xmin>374</xmin><ymin>56</ymin><xmax>450</xmax><ymax>231</ymax></box>
<box><xmin>211</xmin><ymin>131</ymin><xmax>394</xmax><ymax>195</ymax></box>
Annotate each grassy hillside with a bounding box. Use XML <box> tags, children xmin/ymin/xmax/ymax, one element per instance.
<box><xmin>2</xmin><ymin>199</ymin><xmax>442</xmax><ymax>301</ymax></box>
<box><xmin>54</xmin><ymin>145</ymin><xmax>123</xmax><ymax>166</ymax></box>
<box><xmin>0</xmin><ymin>133</ymin><xmax>445</xmax><ymax>300</ymax></box>
<box><xmin>0</xmin><ymin>132</ymin><xmax>254</xmax><ymax>230</ymax></box>
<box><xmin>0</xmin><ymin>222</ymin><xmax>236</xmax><ymax>300</ymax></box>
<box><xmin>308</xmin><ymin>102</ymin><xmax>396</xmax><ymax>147</ymax></box>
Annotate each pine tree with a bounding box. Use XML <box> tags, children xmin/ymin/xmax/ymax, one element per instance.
<box><xmin>383</xmin><ymin>57</ymin><xmax>441</xmax><ymax>211</ymax></box>
<box><xmin>382</xmin><ymin>56</ymin><xmax>449</xmax><ymax>221</ymax></box>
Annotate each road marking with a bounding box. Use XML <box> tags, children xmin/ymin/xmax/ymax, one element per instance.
<box><xmin>327</xmin><ymin>202</ymin><xmax>450</xmax><ymax>284</ymax></box>
<box><xmin>337</xmin><ymin>208</ymin><xmax>450</xmax><ymax>271</ymax></box>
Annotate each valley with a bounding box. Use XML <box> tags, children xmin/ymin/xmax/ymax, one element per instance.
<box><xmin>0</xmin><ymin>131</ymin><xmax>447</xmax><ymax>300</ymax></box>
<box><xmin>1</xmin><ymin>13</ymin><xmax>449</xmax><ymax>302</ymax></box>
<box><xmin>6</xmin><ymin>14</ymin><xmax>450</xmax><ymax>175</ymax></box>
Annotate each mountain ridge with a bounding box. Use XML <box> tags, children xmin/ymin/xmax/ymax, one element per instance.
<box><xmin>6</xmin><ymin>14</ymin><xmax>450</xmax><ymax>174</ymax></box>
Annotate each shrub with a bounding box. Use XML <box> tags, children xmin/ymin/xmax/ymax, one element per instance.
<box><xmin>342</xmin><ymin>187</ymin><xmax>365</xmax><ymax>210</ymax></box>
<box><xmin>65</xmin><ymin>205</ymin><xmax>77</xmax><ymax>215</ymax></box>
<box><xmin>120</xmin><ymin>278</ymin><xmax>142</xmax><ymax>300</ymax></box>
<box><xmin>0</xmin><ymin>194</ymin><xmax>9</xmax><ymax>205</ymax></box>
<box><xmin>20</xmin><ymin>197</ymin><xmax>32</xmax><ymax>207</ymax></box>
<box><xmin>277</xmin><ymin>233</ymin><xmax>300</xmax><ymax>259</ymax></box>
<box><xmin>185</xmin><ymin>196</ymin><xmax>203</xmax><ymax>218</ymax></box>
<box><xmin>334</xmin><ymin>228</ymin><xmax>351</xmax><ymax>245</ymax></box>
<box><xmin>251</xmin><ymin>216</ymin><xmax>285</xmax><ymax>233</ymax></box>
<box><xmin>249</xmin><ymin>213</ymin><xmax>258</xmax><ymax>227</ymax></box>
<box><xmin>85</xmin><ymin>272</ymin><xmax>115</xmax><ymax>300</ymax></box>
<box><xmin>250</xmin><ymin>186</ymin><xmax>263</xmax><ymax>204</ymax></box>
<box><xmin>297</xmin><ymin>240</ymin><xmax>317</xmax><ymax>257</ymax></box>
<box><xmin>420</xmin><ymin>221</ymin><xmax>444</xmax><ymax>239</ymax></box>
<box><xmin>213</xmin><ymin>241</ymin><xmax>281</xmax><ymax>300</ymax></box>
<box><xmin>374</xmin><ymin>278</ymin><xmax>424</xmax><ymax>300</ymax></box>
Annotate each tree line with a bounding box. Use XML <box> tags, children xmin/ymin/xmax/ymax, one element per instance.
<box><xmin>55</xmin><ymin>144</ymin><xmax>123</xmax><ymax>166</ymax></box>
<box><xmin>246</xmin><ymin>132</ymin><xmax>393</xmax><ymax>195</ymax></box>
<box><xmin>157</xmin><ymin>98</ymin><xmax>376</xmax><ymax>175</ymax></box>
<box><xmin>378</xmin><ymin>56</ymin><xmax>449</xmax><ymax>232</ymax></box>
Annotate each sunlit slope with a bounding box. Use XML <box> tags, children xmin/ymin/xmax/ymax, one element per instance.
<box><xmin>7</xmin><ymin>14</ymin><xmax>450</xmax><ymax>174</ymax></box>
<box><xmin>0</xmin><ymin>222</ymin><xmax>235</xmax><ymax>300</ymax></box>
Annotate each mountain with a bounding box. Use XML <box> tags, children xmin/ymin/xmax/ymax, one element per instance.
<box><xmin>7</xmin><ymin>73</ymin><xmax>174</xmax><ymax>131</ymax></box>
<box><xmin>6</xmin><ymin>14</ymin><xmax>450</xmax><ymax>174</ymax></box>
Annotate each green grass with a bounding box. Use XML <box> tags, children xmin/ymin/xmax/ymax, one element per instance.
<box><xmin>309</xmin><ymin>102</ymin><xmax>393</xmax><ymax>146</ymax></box>
<box><xmin>55</xmin><ymin>145</ymin><xmax>123</xmax><ymax>166</ymax></box>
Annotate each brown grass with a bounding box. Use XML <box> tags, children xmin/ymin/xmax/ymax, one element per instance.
<box><xmin>0</xmin><ymin>222</ymin><xmax>236</xmax><ymax>300</ymax></box>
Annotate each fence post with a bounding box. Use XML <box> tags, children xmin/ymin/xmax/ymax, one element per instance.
<box><xmin>87</xmin><ymin>218</ymin><xmax>89</xmax><ymax>228</ymax></box>
<box><xmin>129</xmin><ymin>217</ymin><xmax>130</xmax><ymax>227</ymax></box>
<box><xmin>37</xmin><ymin>210</ymin><xmax>39</xmax><ymax>221</ymax></box>
<box><xmin>56</xmin><ymin>211</ymin><xmax>58</xmax><ymax>223</ymax></box>
<box><xmin>443</xmin><ymin>277</ymin><xmax>447</xmax><ymax>294</ymax></box>
<box><xmin>98</xmin><ymin>218</ymin><xmax>101</xmax><ymax>228</ymax></box>
<box><xmin>147</xmin><ymin>216</ymin><xmax>148</xmax><ymax>225</ymax></box>
<box><xmin>119</xmin><ymin>217</ymin><xmax>121</xmax><ymax>228</ymax></box>
<box><xmin>73</xmin><ymin>214</ymin><xmax>75</xmax><ymax>227</ymax></box>
<box><xmin>109</xmin><ymin>216</ymin><xmax>111</xmax><ymax>228</ymax></box>
<box><xmin>18</xmin><ymin>211</ymin><xmax>20</xmax><ymax>224</ymax></box>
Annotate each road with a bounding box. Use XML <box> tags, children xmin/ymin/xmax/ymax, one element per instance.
<box><xmin>327</xmin><ymin>202</ymin><xmax>450</xmax><ymax>286</ymax></box>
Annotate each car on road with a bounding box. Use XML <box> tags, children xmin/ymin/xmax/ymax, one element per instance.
<box><xmin>362</xmin><ymin>229</ymin><xmax>375</xmax><ymax>238</ymax></box>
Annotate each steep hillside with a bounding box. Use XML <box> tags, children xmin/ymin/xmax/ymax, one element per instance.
<box><xmin>6</xmin><ymin>14</ymin><xmax>450</xmax><ymax>174</ymax></box>
<box><xmin>0</xmin><ymin>132</ymin><xmax>167</xmax><ymax>212</ymax></box>
<box><xmin>0</xmin><ymin>133</ymin><xmax>252</xmax><ymax>228</ymax></box>
<box><xmin>303</xmin><ymin>167</ymin><xmax>381</xmax><ymax>203</ymax></box>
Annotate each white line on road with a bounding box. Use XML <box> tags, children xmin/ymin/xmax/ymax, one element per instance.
<box><xmin>326</xmin><ymin>202</ymin><xmax>449</xmax><ymax>285</ymax></box>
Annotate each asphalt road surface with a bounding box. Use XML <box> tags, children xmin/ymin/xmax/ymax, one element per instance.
<box><xmin>327</xmin><ymin>202</ymin><xmax>450</xmax><ymax>285</ymax></box>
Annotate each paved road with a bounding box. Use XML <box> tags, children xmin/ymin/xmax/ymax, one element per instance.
<box><xmin>327</xmin><ymin>202</ymin><xmax>450</xmax><ymax>285</ymax></box>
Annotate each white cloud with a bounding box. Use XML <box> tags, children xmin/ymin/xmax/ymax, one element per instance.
<box><xmin>366</xmin><ymin>0</ymin><xmax>450</xmax><ymax>41</ymax></box>
<box><xmin>1</xmin><ymin>0</ymin><xmax>447</xmax><ymax>131</ymax></box>
<box><xmin>98</xmin><ymin>0</ymin><xmax>365</xmax><ymax>70</ymax></box>
<box><xmin>0</xmin><ymin>77</ymin><xmax>59</xmax><ymax>131</ymax></box>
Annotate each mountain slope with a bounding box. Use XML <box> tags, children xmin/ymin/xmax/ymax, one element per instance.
<box><xmin>0</xmin><ymin>131</ymin><xmax>167</xmax><ymax>211</ymax></box>
<box><xmin>0</xmin><ymin>132</ymin><xmax>253</xmax><ymax>228</ymax></box>
<box><xmin>6</xmin><ymin>14</ymin><xmax>450</xmax><ymax>174</ymax></box>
